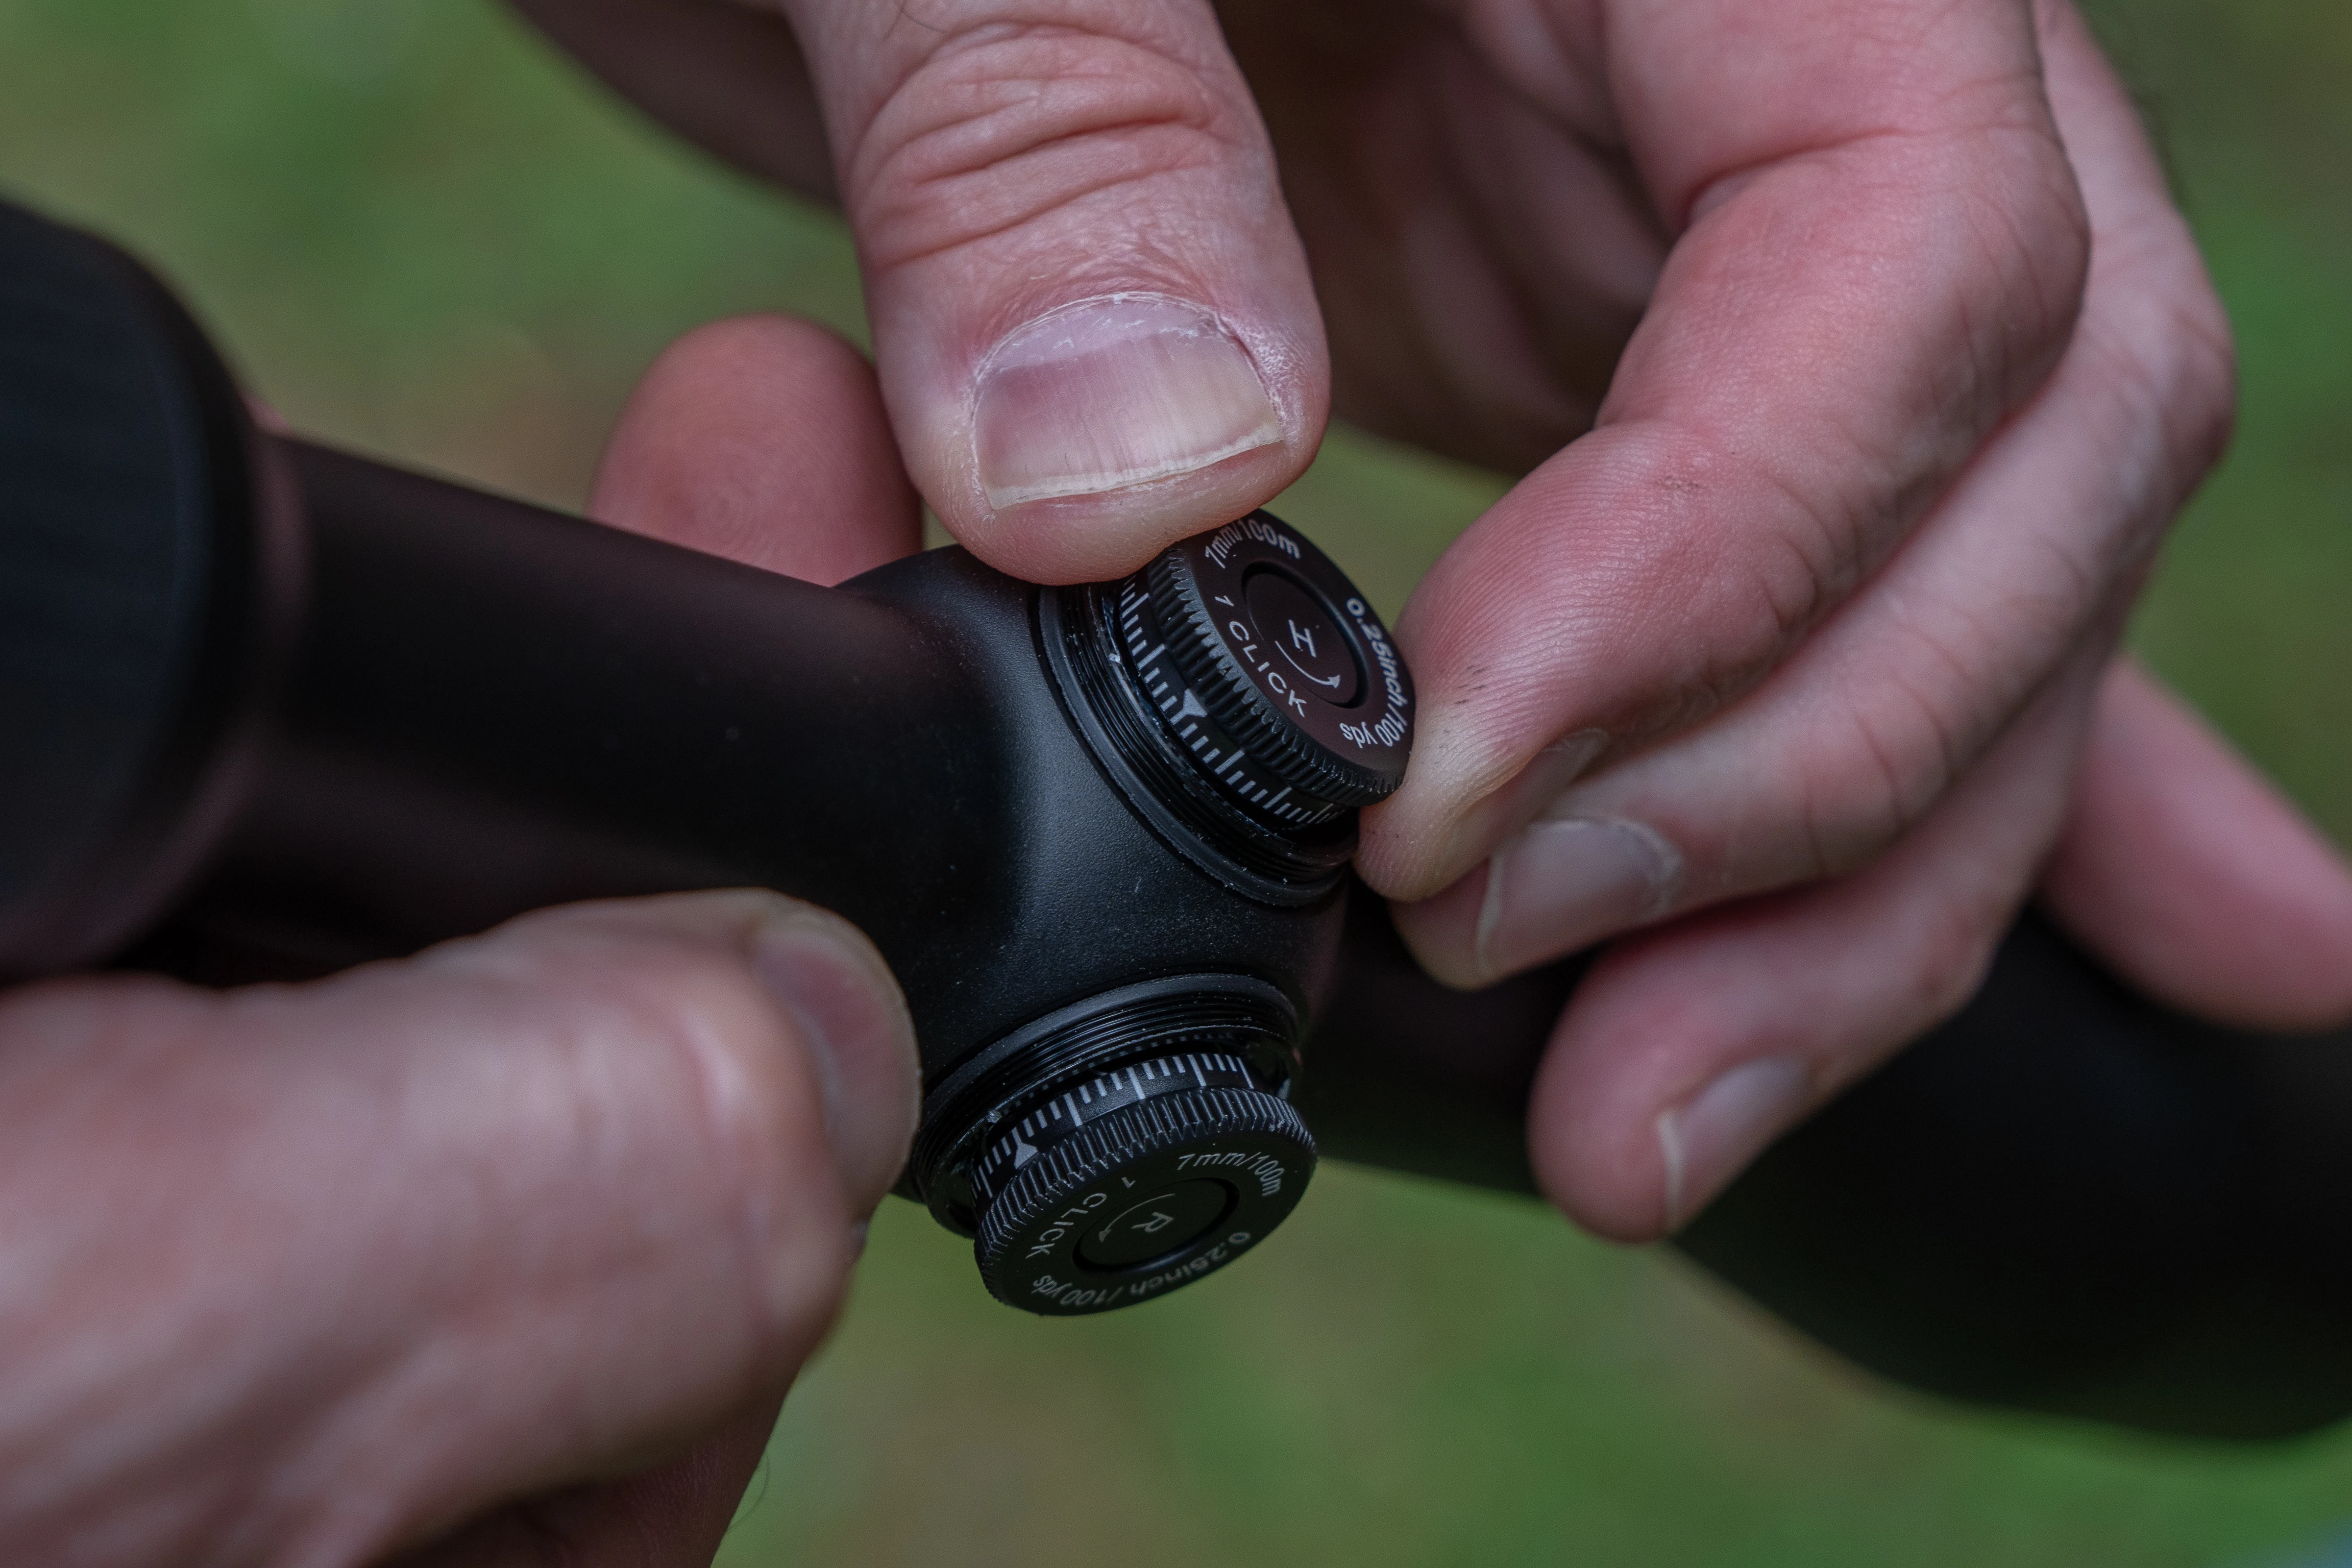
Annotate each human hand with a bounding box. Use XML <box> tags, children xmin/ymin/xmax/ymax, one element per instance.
<box><xmin>507</xmin><ymin>0</ymin><xmax>2350</xmax><ymax>1238</ymax></box>
<box><xmin>3</xmin><ymin>320</ymin><xmax>923</xmax><ymax>1567</ymax></box>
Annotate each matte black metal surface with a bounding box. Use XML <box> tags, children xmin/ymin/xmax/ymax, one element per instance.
<box><xmin>1147</xmin><ymin>512</ymin><xmax>1413</xmax><ymax>813</ymax></box>
<box><xmin>0</xmin><ymin>203</ymin><xmax>289</xmax><ymax>975</ymax></box>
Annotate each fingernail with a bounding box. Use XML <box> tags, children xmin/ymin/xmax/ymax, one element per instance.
<box><xmin>1655</xmin><ymin>1058</ymin><xmax>1811</xmax><ymax>1231</ymax></box>
<box><xmin>973</xmin><ymin>295</ymin><xmax>1281</xmax><ymax>508</ymax></box>
<box><xmin>1473</xmin><ymin>815</ymin><xmax>1677</xmax><ymax>980</ymax></box>
<box><xmin>751</xmin><ymin>914</ymin><xmax>919</xmax><ymax>1209</ymax></box>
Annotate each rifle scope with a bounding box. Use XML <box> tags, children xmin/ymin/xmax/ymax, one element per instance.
<box><xmin>13</xmin><ymin>197</ymin><xmax>2352</xmax><ymax>1441</ymax></box>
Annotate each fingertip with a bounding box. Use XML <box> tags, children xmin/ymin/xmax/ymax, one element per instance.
<box><xmin>1521</xmin><ymin>944</ymin><xmax>1696</xmax><ymax>1244</ymax></box>
<box><xmin>939</xmin><ymin>294</ymin><xmax>1318</xmax><ymax>583</ymax></box>
<box><xmin>1522</xmin><ymin>913</ymin><xmax>1856</xmax><ymax>1244</ymax></box>
<box><xmin>1524</xmin><ymin>700</ymin><xmax>2060</xmax><ymax>1241</ymax></box>
<box><xmin>478</xmin><ymin>891</ymin><xmax>919</xmax><ymax>1214</ymax></box>
<box><xmin>957</xmin><ymin>434</ymin><xmax>1312</xmax><ymax>585</ymax></box>
<box><xmin>797</xmin><ymin>5</ymin><xmax>1331</xmax><ymax>583</ymax></box>
<box><xmin>974</xmin><ymin>297</ymin><xmax>1282</xmax><ymax>506</ymax></box>
<box><xmin>748</xmin><ymin>909</ymin><xmax>920</xmax><ymax>1217</ymax></box>
<box><xmin>917</xmin><ymin>302</ymin><xmax>1322</xmax><ymax>583</ymax></box>
<box><xmin>2044</xmin><ymin>662</ymin><xmax>2352</xmax><ymax>1032</ymax></box>
<box><xmin>1359</xmin><ymin>726</ymin><xmax>1612</xmax><ymax>904</ymax></box>
<box><xmin>594</xmin><ymin>314</ymin><xmax>921</xmax><ymax>583</ymax></box>
<box><xmin>1386</xmin><ymin>868</ymin><xmax>1497</xmax><ymax>992</ymax></box>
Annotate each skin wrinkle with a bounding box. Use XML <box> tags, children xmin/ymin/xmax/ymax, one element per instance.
<box><xmin>1515</xmin><ymin>258</ymin><xmax>2169</xmax><ymax>920</ymax></box>
<box><xmin>1640</xmin><ymin>497</ymin><xmax>2087</xmax><ymax>887</ymax></box>
<box><xmin>272</xmin><ymin>1069</ymin><xmax>818</xmax><ymax>1563</ymax></box>
<box><xmin>2072</xmin><ymin>299</ymin><xmax>2233</xmax><ymax>516</ymax></box>
<box><xmin>1424</xmin><ymin>45</ymin><xmax>1656</xmax><ymax>431</ymax></box>
<box><xmin>1673</xmin><ymin>92</ymin><xmax>2070</xmax><ymax>237</ymax></box>
<box><xmin>1382</xmin><ymin>107</ymin><xmax>2089</xmax><ymax>811</ymax></box>
<box><xmin>1617</xmin><ymin>32</ymin><xmax>2055</xmax><ymax>225</ymax></box>
<box><xmin>259</xmin><ymin>1043</ymin><xmax>639</xmax><ymax>1551</ymax></box>
<box><xmin>1509</xmin><ymin>433</ymin><xmax>1845</xmax><ymax>746</ymax></box>
<box><xmin>892</xmin><ymin>0</ymin><xmax>953</xmax><ymax>35</ymax></box>
<box><xmin>423</xmin><ymin>954</ymin><xmax>823</xmax><ymax>1542</ymax></box>
<box><xmin>637</xmin><ymin>969</ymin><xmax>812</xmax><ymax>1333</ymax></box>
<box><xmin>1787</xmin><ymin>182</ymin><xmax>2062</xmax><ymax>427</ymax></box>
<box><xmin>607</xmin><ymin>977</ymin><xmax>802</xmax><ymax>1359</ymax></box>
<box><xmin>1611</xmin><ymin>185</ymin><xmax>2073</xmax><ymax>493</ymax></box>
<box><xmin>1534</xmin><ymin>633</ymin><xmax>2115</xmax><ymax>1238</ymax></box>
<box><xmin>1839</xmin><ymin>659</ymin><xmax>1969</xmax><ymax>871</ymax></box>
<box><xmin>851</xmin><ymin>44</ymin><xmax>1235</xmax><ymax>267</ymax></box>
<box><xmin>838</xmin><ymin>16</ymin><xmax>1239</xmax><ymax>185</ymax></box>
<box><xmin>1792</xmin><ymin>497</ymin><xmax>2116</xmax><ymax>863</ymax></box>
<box><xmin>13</xmin><ymin>1033</ymin><xmax>368</xmax><ymax>1465</ymax></box>
<box><xmin>290</xmin><ymin>1317</ymin><xmax>627</xmax><ymax>1565</ymax></box>
<box><xmin>885</xmin><ymin>75</ymin><xmax>1210</xmax><ymax>190</ymax></box>
<box><xmin>1449</xmin><ymin>484</ymin><xmax>2004</xmax><ymax>884</ymax></box>
<box><xmin>0</xmin><ymin>1022</ymin><xmax>385</xmax><ymax>1559</ymax></box>
<box><xmin>6</xmin><ymin>925</ymin><xmax>834</xmax><ymax>1567</ymax></box>
<box><xmin>628</xmin><ymin>964</ymin><xmax>847</xmax><ymax>1355</ymax></box>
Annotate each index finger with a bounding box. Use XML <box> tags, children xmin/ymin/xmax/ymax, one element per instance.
<box><xmin>1361</xmin><ymin>0</ymin><xmax>2091</xmax><ymax>899</ymax></box>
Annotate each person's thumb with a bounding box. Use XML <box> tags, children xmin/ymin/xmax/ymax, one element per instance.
<box><xmin>783</xmin><ymin>0</ymin><xmax>1327</xmax><ymax>582</ymax></box>
<box><xmin>0</xmin><ymin>891</ymin><xmax>916</xmax><ymax>1564</ymax></box>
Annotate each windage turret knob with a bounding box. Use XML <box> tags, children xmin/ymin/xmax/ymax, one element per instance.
<box><xmin>1130</xmin><ymin>513</ymin><xmax>1413</xmax><ymax>826</ymax></box>
<box><xmin>970</xmin><ymin>1048</ymin><xmax>1314</xmax><ymax>1314</ymax></box>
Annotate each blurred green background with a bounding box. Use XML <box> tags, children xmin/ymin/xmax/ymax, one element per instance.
<box><xmin>4</xmin><ymin>2</ymin><xmax>2348</xmax><ymax>1562</ymax></box>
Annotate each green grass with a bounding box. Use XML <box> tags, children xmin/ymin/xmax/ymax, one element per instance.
<box><xmin>5</xmin><ymin>1</ymin><xmax>2349</xmax><ymax>1562</ymax></box>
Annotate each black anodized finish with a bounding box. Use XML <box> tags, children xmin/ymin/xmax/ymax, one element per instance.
<box><xmin>0</xmin><ymin>201</ymin><xmax>295</xmax><ymax>975</ymax></box>
<box><xmin>137</xmin><ymin>445</ymin><xmax>1347</xmax><ymax>1235</ymax></box>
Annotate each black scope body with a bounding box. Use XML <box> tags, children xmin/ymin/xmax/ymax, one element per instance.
<box><xmin>13</xmin><ymin>199</ymin><xmax>2352</xmax><ymax>1433</ymax></box>
<box><xmin>1</xmin><ymin>194</ymin><xmax>1436</xmax><ymax>1313</ymax></box>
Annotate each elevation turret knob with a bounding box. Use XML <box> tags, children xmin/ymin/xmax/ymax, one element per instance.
<box><xmin>1121</xmin><ymin>513</ymin><xmax>1413</xmax><ymax>827</ymax></box>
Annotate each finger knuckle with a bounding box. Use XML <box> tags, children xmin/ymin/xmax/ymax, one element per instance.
<box><xmin>1829</xmin><ymin>123</ymin><xmax>2087</xmax><ymax>445</ymax></box>
<box><xmin>2082</xmin><ymin>249</ymin><xmax>2238</xmax><ymax>518</ymax></box>
<box><xmin>1906</xmin><ymin>884</ymin><xmax>2008</xmax><ymax>1025</ymax></box>
<box><xmin>1577</xmin><ymin>427</ymin><xmax>1838</xmax><ymax>741</ymax></box>
<box><xmin>1963</xmin><ymin>126</ymin><xmax>2093</xmax><ymax>383</ymax></box>
<box><xmin>0</xmin><ymin>971</ymin><xmax>209</xmax><ymax>1053</ymax></box>
<box><xmin>451</xmin><ymin>934</ymin><xmax>850</xmax><ymax>1350</ymax></box>
<box><xmin>847</xmin><ymin>21</ymin><xmax>1243</xmax><ymax>275</ymax></box>
<box><xmin>586</xmin><ymin>954</ymin><xmax>854</xmax><ymax>1352</ymax></box>
<box><xmin>1797</xmin><ymin>652</ymin><xmax>1984</xmax><ymax>876</ymax></box>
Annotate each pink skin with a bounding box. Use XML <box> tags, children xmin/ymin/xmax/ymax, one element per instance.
<box><xmin>0</xmin><ymin>322</ymin><xmax>921</xmax><ymax>1566</ymax></box>
<box><xmin>2043</xmin><ymin>661</ymin><xmax>2352</xmax><ymax>1035</ymax></box>
<box><xmin>504</xmin><ymin>0</ymin><xmax>2352</xmax><ymax>1245</ymax></box>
